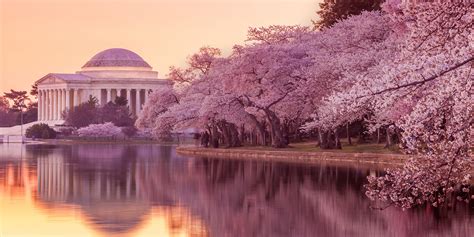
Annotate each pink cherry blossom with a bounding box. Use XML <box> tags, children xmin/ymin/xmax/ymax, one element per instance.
<box><xmin>77</xmin><ymin>122</ymin><xmax>123</xmax><ymax>138</ymax></box>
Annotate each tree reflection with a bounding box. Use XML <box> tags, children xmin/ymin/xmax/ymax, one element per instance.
<box><xmin>153</xmin><ymin>158</ymin><xmax>473</xmax><ymax>237</ymax></box>
<box><xmin>0</xmin><ymin>144</ymin><xmax>472</xmax><ymax>237</ymax></box>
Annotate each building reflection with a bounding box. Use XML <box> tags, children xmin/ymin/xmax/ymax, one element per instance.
<box><xmin>0</xmin><ymin>144</ymin><xmax>208</xmax><ymax>237</ymax></box>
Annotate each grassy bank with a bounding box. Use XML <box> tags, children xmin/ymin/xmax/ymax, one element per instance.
<box><xmin>177</xmin><ymin>142</ymin><xmax>408</xmax><ymax>167</ymax></box>
<box><xmin>235</xmin><ymin>140</ymin><xmax>401</xmax><ymax>154</ymax></box>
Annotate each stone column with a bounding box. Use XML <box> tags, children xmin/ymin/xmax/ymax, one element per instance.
<box><xmin>41</xmin><ymin>90</ymin><xmax>45</xmax><ymax>121</ymax></box>
<box><xmin>63</xmin><ymin>89</ymin><xmax>66</xmax><ymax>114</ymax></box>
<box><xmin>65</xmin><ymin>89</ymin><xmax>70</xmax><ymax>111</ymax></box>
<box><xmin>126</xmin><ymin>89</ymin><xmax>131</xmax><ymax>109</ymax></box>
<box><xmin>73</xmin><ymin>89</ymin><xmax>79</xmax><ymax>106</ymax></box>
<box><xmin>107</xmin><ymin>89</ymin><xmax>112</xmax><ymax>103</ymax></box>
<box><xmin>135</xmin><ymin>89</ymin><xmax>141</xmax><ymax>115</ymax></box>
<box><xmin>49</xmin><ymin>90</ymin><xmax>53</xmax><ymax>120</ymax></box>
<box><xmin>56</xmin><ymin>89</ymin><xmax>60</xmax><ymax>120</ymax></box>
<box><xmin>58</xmin><ymin>90</ymin><xmax>62</xmax><ymax>120</ymax></box>
<box><xmin>53</xmin><ymin>90</ymin><xmax>57</xmax><ymax>120</ymax></box>
<box><xmin>61</xmin><ymin>89</ymin><xmax>65</xmax><ymax>118</ymax></box>
<box><xmin>58</xmin><ymin>89</ymin><xmax>61</xmax><ymax>116</ymax></box>
<box><xmin>53</xmin><ymin>90</ymin><xmax>58</xmax><ymax>120</ymax></box>
<box><xmin>45</xmin><ymin>90</ymin><xmax>48</xmax><ymax>120</ymax></box>
<box><xmin>48</xmin><ymin>89</ymin><xmax>53</xmax><ymax>121</ymax></box>
<box><xmin>44</xmin><ymin>90</ymin><xmax>47</xmax><ymax>121</ymax></box>
<box><xmin>59</xmin><ymin>89</ymin><xmax>63</xmax><ymax>115</ymax></box>
<box><xmin>51</xmin><ymin>89</ymin><xmax>54</xmax><ymax>120</ymax></box>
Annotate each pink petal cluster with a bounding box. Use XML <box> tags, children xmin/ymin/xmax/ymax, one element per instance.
<box><xmin>77</xmin><ymin>122</ymin><xmax>123</xmax><ymax>138</ymax></box>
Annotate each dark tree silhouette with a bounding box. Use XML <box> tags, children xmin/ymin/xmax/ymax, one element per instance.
<box><xmin>0</xmin><ymin>96</ymin><xmax>9</xmax><ymax>111</ymax></box>
<box><xmin>0</xmin><ymin>97</ymin><xmax>16</xmax><ymax>127</ymax></box>
<box><xmin>313</xmin><ymin>0</ymin><xmax>383</xmax><ymax>30</ymax></box>
<box><xmin>86</xmin><ymin>95</ymin><xmax>99</xmax><ymax>107</ymax></box>
<box><xmin>30</xmin><ymin>82</ymin><xmax>38</xmax><ymax>99</ymax></box>
<box><xmin>64</xmin><ymin>98</ymin><xmax>135</xmax><ymax>128</ymax></box>
<box><xmin>22</xmin><ymin>102</ymin><xmax>38</xmax><ymax>124</ymax></box>
<box><xmin>114</xmin><ymin>95</ymin><xmax>128</xmax><ymax>106</ymax></box>
<box><xmin>99</xmin><ymin>102</ymin><xmax>135</xmax><ymax>127</ymax></box>
<box><xmin>3</xmin><ymin>90</ymin><xmax>29</xmax><ymax>112</ymax></box>
<box><xmin>64</xmin><ymin>102</ymin><xmax>98</xmax><ymax>128</ymax></box>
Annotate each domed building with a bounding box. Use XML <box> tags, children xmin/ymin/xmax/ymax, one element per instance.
<box><xmin>36</xmin><ymin>48</ymin><xmax>171</xmax><ymax>122</ymax></box>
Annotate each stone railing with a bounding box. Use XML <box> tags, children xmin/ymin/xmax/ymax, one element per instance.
<box><xmin>0</xmin><ymin>135</ymin><xmax>27</xmax><ymax>143</ymax></box>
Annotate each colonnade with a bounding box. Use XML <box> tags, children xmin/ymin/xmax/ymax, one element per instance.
<box><xmin>101</xmin><ymin>88</ymin><xmax>150</xmax><ymax>116</ymax></box>
<box><xmin>38</xmin><ymin>88</ymin><xmax>73</xmax><ymax>121</ymax></box>
<box><xmin>37</xmin><ymin>154</ymin><xmax>142</xmax><ymax>202</ymax></box>
<box><xmin>38</xmin><ymin>88</ymin><xmax>151</xmax><ymax>121</ymax></box>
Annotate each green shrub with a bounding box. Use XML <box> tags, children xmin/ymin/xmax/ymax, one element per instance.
<box><xmin>26</xmin><ymin>123</ymin><xmax>57</xmax><ymax>139</ymax></box>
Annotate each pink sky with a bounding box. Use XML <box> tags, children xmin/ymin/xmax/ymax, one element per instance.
<box><xmin>1</xmin><ymin>0</ymin><xmax>319</xmax><ymax>94</ymax></box>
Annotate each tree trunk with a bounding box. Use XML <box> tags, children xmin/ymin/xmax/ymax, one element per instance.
<box><xmin>220</xmin><ymin>123</ymin><xmax>230</xmax><ymax>147</ymax></box>
<box><xmin>211</xmin><ymin>124</ymin><xmax>219</xmax><ymax>148</ymax></box>
<box><xmin>358</xmin><ymin>129</ymin><xmax>366</xmax><ymax>144</ymax></box>
<box><xmin>229</xmin><ymin>123</ymin><xmax>241</xmax><ymax>147</ymax></box>
<box><xmin>327</xmin><ymin>130</ymin><xmax>336</xmax><ymax>149</ymax></box>
<box><xmin>335</xmin><ymin>128</ymin><xmax>342</xmax><ymax>149</ymax></box>
<box><xmin>264</xmin><ymin>109</ymin><xmax>287</xmax><ymax>148</ymax></box>
<box><xmin>346</xmin><ymin>123</ymin><xmax>352</xmax><ymax>145</ymax></box>
<box><xmin>318</xmin><ymin>128</ymin><xmax>324</xmax><ymax>148</ymax></box>
<box><xmin>319</xmin><ymin>129</ymin><xmax>342</xmax><ymax>150</ymax></box>
<box><xmin>376</xmin><ymin>128</ymin><xmax>381</xmax><ymax>144</ymax></box>
<box><xmin>385</xmin><ymin>127</ymin><xmax>392</xmax><ymax>148</ymax></box>
<box><xmin>247</xmin><ymin>114</ymin><xmax>266</xmax><ymax>146</ymax></box>
<box><xmin>240</xmin><ymin>125</ymin><xmax>245</xmax><ymax>145</ymax></box>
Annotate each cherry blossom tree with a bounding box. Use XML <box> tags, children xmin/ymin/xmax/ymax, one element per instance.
<box><xmin>225</xmin><ymin>42</ymin><xmax>312</xmax><ymax>147</ymax></box>
<box><xmin>137</xmin><ymin>47</ymin><xmax>221</xmax><ymax>141</ymax></box>
<box><xmin>77</xmin><ymin>122</ymin><xmax>123</xmax><ymax>138</ymax></box>
<box><xmin>246</xmin><ymin>25</ymin><xmax>309</xmax><ymax>44</ymax></box>
<box><xmin>138</xmin><ymin>1</ymin><xmax>472</xmax><ymax>209</ymax></box>
<box><xmin>311</xmin><ymin>1</ymin><xmax>473</xmax><ymax>208</ymax></box>
<box><xmin>362</xmin><ymin>1</ymin><xmax>473</xmax><ymax>209</ymax></box>
<box><xmin>302</xmin><ymin>11</ymin><xmax>394</xmax><ymax>148</ymax></box>
<box><xmin>135</xmin><ymin>86</ymin><xmax>179</xmax><ymax>140</ymax></box>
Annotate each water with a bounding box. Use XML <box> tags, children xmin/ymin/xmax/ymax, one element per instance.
<box><xmin>0</xmin><ymin>144</ymin><xmax>472</xmax><ymax>237</ymax></box>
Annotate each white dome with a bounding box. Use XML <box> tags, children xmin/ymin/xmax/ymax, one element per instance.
<box><xmin>82</xmin><ymin>48</ymin><xmax>151</xmax><ymax>68</ymax></box>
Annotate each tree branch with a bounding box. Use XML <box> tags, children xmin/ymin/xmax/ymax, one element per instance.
<box><xmin>359</xmin><ymin>56</ymin><xmax>473</xmax><ymax>99</ymax></box>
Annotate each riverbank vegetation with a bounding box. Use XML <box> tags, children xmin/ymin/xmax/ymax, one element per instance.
<box><xmin>25</xmin><ymin>123</ymin><xmax>57</xmax><ymax>139</ymax></box>
<box><xmin>137</xmin><ymin>1</ymin><xmax>473</xmax><ymax>209</ymax></box>
<box><xmin>57</xmin><ymin>95</ymin><xmax>141</xmax><ymax>139</ymax></box>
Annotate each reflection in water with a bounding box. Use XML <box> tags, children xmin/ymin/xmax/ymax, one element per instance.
<box><xmin>0</xmin><ymin>144</ymin><xmax>472</xmax><ymax>237</ymax></box>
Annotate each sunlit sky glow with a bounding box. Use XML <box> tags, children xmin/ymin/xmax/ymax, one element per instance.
<box><xmin>0</xmin><ymin>0</ymin><xmax>320</xmax><ymax>94</ymax></box>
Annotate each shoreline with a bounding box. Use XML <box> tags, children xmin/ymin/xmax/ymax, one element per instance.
<box><xmin>1</xmin><ymin>138</ymin><xmax>177</xmax><ymax>146</ymax></box>
<box><xmin>176</xmin><ymin>146</ymin><xmax>409</xmax><ymax>167</ymax></box>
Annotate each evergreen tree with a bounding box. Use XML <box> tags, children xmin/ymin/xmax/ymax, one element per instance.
<box><xmin>3</xmin><ymin>90</ymin><xmax>29</xmax><ymax>112</ymax></box>
<box><xmin>313</xmin><ymin>0</ymin><xmax>383</xmax><ymax>30</ymax></box>
<box><xmin>30</xmin><ymin>82</ymin><xmax>38</xmax><ymax>99</ymax></box>
<box><xmin>86</xmin><ymin>95</ymin><xmax>99</xmax><ymax>107</ymax></box>
<box><xmin>114</xmin><ymin>95</ymin><xmax>128</xmax><ymax>106</ymax></box>
<box><xmin>0</xmin><ymin>96</ymin><xmax>9</xmax><ymax>111</ymax></box>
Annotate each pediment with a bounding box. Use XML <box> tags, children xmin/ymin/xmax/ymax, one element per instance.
<box><xmin>36</xmin><ymin>74</ymin><xmax>67</xmax><ymax>85</ymax></box>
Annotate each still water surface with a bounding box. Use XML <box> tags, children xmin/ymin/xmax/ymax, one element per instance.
<box><xmin>0</xmin><ymin>144</ymin><xmax>472</xmax><ymax>237</ymax></box>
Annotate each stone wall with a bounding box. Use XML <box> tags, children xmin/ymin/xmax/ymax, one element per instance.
<box><xmin>176</xmin><ymin>147</ymin><xmax>409</xmax><ymax>166</ymax></box>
